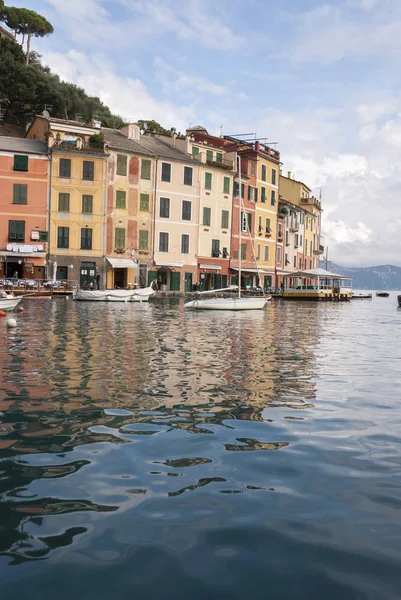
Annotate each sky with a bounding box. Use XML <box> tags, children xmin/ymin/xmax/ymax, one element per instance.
<box><xmin>13</xmin><ymin>0</ymin><xmax>401</xmax><ymax>266</ymax></box>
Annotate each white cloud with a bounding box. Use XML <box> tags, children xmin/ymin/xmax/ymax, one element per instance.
<box><xmin>154</xmin><ymin>57</ymin><xmax>228</xmax><ymax>97</ymax></box>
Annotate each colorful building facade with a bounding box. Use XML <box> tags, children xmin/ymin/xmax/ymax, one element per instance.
<box><xmin>0</xmin><ymin>136</ymin><xmax>48</xmax><ymax>281</ymax></box>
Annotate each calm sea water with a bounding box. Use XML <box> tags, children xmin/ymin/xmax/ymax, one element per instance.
<box><xmin>1</xmin><ymin>294</ymin><xmax>401</xmax><ymax>600</ymax></box>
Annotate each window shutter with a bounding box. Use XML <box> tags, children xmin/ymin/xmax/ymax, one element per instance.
<box><xmin>171</xmin><ymin>272</ymin><xmax>181</xmax><ymax>291</ymax></box>
<box><xmin>161</xmin><ymin>163</ymin><xmax>171</xmax><ymax>182</ymax></box>
<box><xmin>241</xmin><ymin>183</ymin><xmax>245</xmax><ymax>198</ymax></box>
<box><xmin>58</xmin><ymin>193</ymin><xmax>70</xmax><ymax>211</ymax></box>
<box><xmin>181</xmin><ymin>234</ymin><xmax>189</xmax><ymax>254</ymax></box>
<box><xmin>192</xmin><ymin>146</ymin><xmax>199</xmax><ymax>155</ymax></box>
<box><xmin>216</xmin><ymin>152</ymin><xmax>223</xmax><ymax>163</ymax></box>
<box><xmin>247</xmin><ymin>212</ymin><xmax>252</xmax><ymax>233</ymax></box>
<box><xmin>205</xmin><ymin>172</ymin><xmax>212</xmax><ymax>190</ymax></box>
<box><xmin>13</xmin><ymin>184</ymin><xmax>27</xmax><ymax>204</ymax></box>
<box><xmin>221</xmin><ymin>210</ymin><xmax>229</xmax><ymax>229</ymax></box>
<box><xmin>223</xmin><ymin>177</ymin><xmax>230</xmax><ymax>194</ymax></box>
<box><xmin>141</xmin><ymin>159</ymin><xmax>151</xmax><ymax>180</ymax></box>
<box><xmin>233</xmin><ymin>181</ymin><xmax>239</xmax><ymax>197</ymax></box>
<box><xmin>182</xmin><ymin>200</ymin><xmax>191</xmax><ymax>221</ymax></box>
<box><xmin>82</xmin><ymin>195</ymin><xmax>93</xmax><ymax>213</ymax></box>
<box><xmin>148</xmin><ymin>270</ymin><xmax>157</xmax><ymax>286</ymax></box>
<box><xmin>203</xmin><ymin>207</ymin><xmax>211</xmax><ymax>226</ymax></box>
<box><xmin>116</xmin><ymin>190</ymin><xmax>126</xmax><ymax>209</ymax></box>
<box><xmin>139</xmin><ymin>230</ymin><xmax>149</xmax><ymax>250</ymax></box>
<box><xmin>241</xmin><ymin>243</ymin><xmax>246</xmax><ymax>260</ymax></box>
<box><xmin>59</xmin><ymin>158</ymin><xmax>71</xmax><ymax>178</ymax></box>
<box><xmin>140</xmin><ymin>194</ymin><xmax>150</xmax><ymax>211</ymax></box>
<box><xmin>14</xmin><ymin>155</ymin><xmax>28</xmax><ymax>172</ymax></box>
<box><xmin>115</xmin><ymin>228</ymin><xmax>126</xmax><ymax>249</ymax></box>
<box><xmin>117</xmin><ymin>154</ymin><xmax>127</xmax><ymax>176</ymax></box>
<box><xmin>206</xmin><ymin>150</ymin><xmax>213</xmax><ymax>162</ymax></box>
<box><xmin>184</xmin><ymin>166</ymin><xmax>193</xmax><ymax>186</ymax></box>
<box><xmin>160</xmin><ymin>197</ymin><xmax>170</xmax><ymax>218</ymax></box>
<box><xmin>83</xmin><ymin>161</ymin><xmax>94</xmax><ymax>181</ymax></box>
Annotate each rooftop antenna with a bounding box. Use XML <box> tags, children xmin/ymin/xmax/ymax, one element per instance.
<box><xmin>219</xmin><ymin>124</ymin><xmax>223</xmax><ymax>138</ymax></box>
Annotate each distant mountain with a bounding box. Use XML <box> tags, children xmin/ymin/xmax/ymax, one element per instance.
<box><xmin>320</xmin><ymin>261</ymin><xmax>401</xmax><ymax>290</ymax></box>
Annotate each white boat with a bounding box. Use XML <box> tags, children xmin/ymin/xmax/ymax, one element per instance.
<box><xmin>185</xmin><ymin>155</ymin><xmax>269</xmax><ymax>311</ymax></box>
<box><xmin>351</xmin><ymin>292</ymin><xmax>372</xmax><ymax>299</ymax></box>
<box><xmin>73</xmin><ymin>286</ymin><xmax>155</xmax><ymax>302</ymax></box>
<box><xmin>0</xmin><ymin>296</ymin><xmax>23</xmax><ymax>311</ymax></box>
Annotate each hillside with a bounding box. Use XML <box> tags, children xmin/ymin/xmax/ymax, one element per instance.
<box><xmin>321</xmin><ymin>262</ymin><xmax>401</xmax><ymax>290</ymax></box>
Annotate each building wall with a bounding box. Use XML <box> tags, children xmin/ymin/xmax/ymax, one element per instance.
<box><xmin>255</xmin><ymin>154</ymin><xmax>279</xmax><ymax>281</ymax></box>
<box><xmin>0</xmin><ymin>150</ymin><xmax>48</xmax><ymax>279</ymax></box>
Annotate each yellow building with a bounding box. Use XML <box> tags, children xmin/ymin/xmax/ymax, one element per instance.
<box><xmin>279</xmin><ymin>171</ymin><xmax>323</xmax><ymax>270</ymax></box>
<box><xmin>254</xmin><ymin>142</ymin><xmax>281</xmax><ymax>286</ymax></box>
<box><xmin>26</xmin><ymin>116</ymin><xmax>107</xmax><ymax>287</ymax></box>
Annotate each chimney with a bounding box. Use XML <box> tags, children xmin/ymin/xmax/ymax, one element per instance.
<box><xmin>255</xmin><ymin>141</ymin><xmax>260</xmax><ymax>152</ymax></box>
<box><xmin>279</xmin><ymin>169</ymin><xmax>283</xmax><ymax>175</ymax></box>
<box><xmin>91</xmin><ymin>119</ymin><xmax>101</xmax><ymax>130</ymax></box>
<box><xmin>172</xmin><ymin>133</ymin><xmax>177</xmax><ymax>148</ymax></box>
<box><xmin>288</xmin><ymin>171</ymin><xmax>292</xmax><ymax>179</ymax></box>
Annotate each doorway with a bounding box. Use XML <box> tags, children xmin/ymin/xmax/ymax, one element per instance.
<box><xmin>56</xmin><ymin>266</ymin><xmax>68</xmax><ymax>281</ymax></box>
<box><xmin>34</xmin><ymin>266</ymin><xmax>45</xmax><ymax>284</ymax></box>
<box><xmin>6</xmin><ymin>261</ymin><xmax>23</xmax><ymax>279</ymax></box>
<box><xmin>80</xmin><ymin>262</ymin><xmax>96</xmax><ymax>288</ymax></box>
<box><xmin>184</xmin><ymin>272</ymin><xmax>192</xmax><ymax>292</ymax></box>
<box><xmin>114</xmin><ymin>268</ymin><xmax>127</xmax><ymax>289</ymax></box>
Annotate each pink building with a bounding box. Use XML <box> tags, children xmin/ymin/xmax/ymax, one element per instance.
<box><xmin>0</xmin><ymin>137</ymin><xmax>49</xmax><ymax>281</ymax></box>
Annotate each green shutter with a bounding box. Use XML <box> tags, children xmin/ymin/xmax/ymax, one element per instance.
<box><xmin>192</xmin><ymin>146</ymin><xmax>199</xmax><ymax>155</ymax></box>
<box><xmin>241</xmin><ymin>243</ymin><xmax>246</xmax><ymax>260</ymax></box>
<box><xmin>141</xmin><ymin>159</ymin><xmax>151</xmax><ymax>180</ymax></box>
<box><xmin>117</xmin><ymin>154</ymin><xmax>127</xmax><ymax>176</ymax></box>
<box><xmin>140</xmin><ymin>193</ymin><xmax>149</xmax><ymax>211</ymax></box>
<box><xmin>271</xmin><ymin>190</ymin><xmax>276</xmax><ymax>206</ymax></box>
<box><xmin>148</xmin><ymin>270</ymin><xmax>157</xmax><ymax>286</ymax></box>
<box><xmin>59</xmin><ymin>158</ymin><xmax>71</xmax><ymax>178</ymax></box>
<box><xmin>115</xmin><ymin>227</ymin><xmax>126</xmax><ymax>248</ymax></box>
<box><xmin>205</xmin><ymin>172</ymin><xmax>212</xmax><ymax>190</ymax></box>
<box><xmin>203</xmin><ymin>207</ymin><xmax>211</xmax><ymax>226</ymax></box>
<box><xmin>58</xmin><ymin>193</ymin><xmax>70</xmax><ymax>211</ymax></box>
<box><xmin>206</xmin><ymin>150</ymin><xmax>213</xmax><ymax>162</ymax></box>
<box><xmin>83</xmin><ymin>161</ymin><xmax>94</xmax><ymax>181</ymax></box>
<box><xmin>216</xmin><ymin>152</ymin><xmax>223</xmax><ymax>163</ymax></box>
<box><xmin>116</xmin><ymin>190</ymin><xmax>126</xmax><ymax>209</ymax></box>
<box><xmin>14</xmin><ymin>155</ymin><xmax>28</xmax><ymax>172</ymax></box>
<box><xmin>171</xmin><ymin>271</ymin><xmax>181</xmax><ymax>291</ymax></box>
<box><xmin>221</xmin><ymin>210</ymin><xmax>229</xmax><ymax>229</ymax></box>
<box><xmin>13</xmin><ymin>184</ymin><xmax>27</xmax><ymax>204</ymax></box>
<box><xmin>8</xmin><ymin>220</ymin><xmax>25</xmax><ymax>241</ymax></box>
<box><xmin>223</xmin><ymin>177</ymin><xmax>230</xmax><ymax>194</ymax></box>
<box><xmin>82</xmin><ymin>195</ymin><xmax>93</xmax><ymax>213</ymax></box>
<box><xmin>139</xmin><ymin>230</ymin><xmax>149</xmax><ymax>250</ymax></box>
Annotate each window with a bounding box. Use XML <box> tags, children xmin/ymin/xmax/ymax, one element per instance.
<box><xmin>241</xmin><ymin>183</ymin><xmax>245</xmax><ymax>199</ymax></box>
<box><xmin>216</xmin><ymin>152</ymin><xmax>223</xmax><ymax>163</ymax></box>
<box><xmin>140</xmin><ymin>193</ymin><xmax>150</xmax><ymax>211</ymax></box>
<box><xmin>261</xmin><ymin>186</ymin><xmax>266</xmax><ymax>203</ymax></box>
<box><xmin>192</xmin><ymin>146</ymin><xmax>199</xmax><ymax>155</ymax></box>
<box><xmin>285</xmin><ymin>231</ymin><xmax>289</xmax><ymax>245</ymax></box>
<box><xmin>59</xmin><ymin>158</ymin><xmax>71</xmax><ymax>178</ymax></box>
<box><xmin>264</xmin><ymin>245</ymin><xmax>269</xmax><ymax>262</ymax></box>
<box><xmin>141</xmin><ymin>159</ymin><xmax>151</xmax><ymax>180</ymax></box>
<box><xmin>265</xmin><ymin>217</ymin><xmax>271</xmax><ymax>233</ymax></box>
<box><xmin>223</xmin><ymin>177</ymin><xmax>230</xmax><ymax>194</ymax></box>
<box><xmin>258</xmin><ymin>216</ymin><xmax>263</xmax><ymax>235</ymax></box>
<box><xmin>181</xmin><ymin>234</ymin><xmax>189</xmax><ymax>254</ymax></box>
<box><xmin>116</xmin><ymin>190</ymin><xmax>126</xmax><ymax>209</ymax></box>
<box><xmin>261</xmin><ymin>164</ymin><xmax>267</xmax><ymax>181</ymax></box>
<box><xmin>182</xmin><ymin>200</ymin><xmax>192</xmax><ymax>221</ymax></box>
<box><xmin>57</xmin><ymin>226</ymin><xmax>69</xmax><ymax>248</ymax></box>
<box><xmin>212</xmin><ymin>239</ymin><xmax>220</xmax><ymax>257</ymax></box>
<box><xmin>223</xmin><ymin>247</ymin><xmax>228</xmax><ymax>258</ymax></box>
<box><xmin>58</xmin><ymin>193</ymin><xmax>70</xmax><ymax>212</ymax></box>
<box><xmin>139</xmin><ymin>230</ymin><xmax>149</xmax><ymax>250</ymax></box>
<box><xmin>310</xmin><ymin>240</ymin><xmax>313</xmax><ymax>256</ymax></box>
<box><xmin>234</xmin><ymin>181</ymin><xmax>239</xmax><ymax>197</ymax></box>
<box><xmin>161</xmin><ymin>162</ymin><xmax>171</xmax><ymax>182</ymax></box>
<box><xmin>13</xmin><ymin>184</ymin><xmax>27</xmax><ymax>204</ymax></box>
<box><xmin>248</xmin><ymin>186</ymin><xmax>254</xmax><ymax>201</ymax></box>
<box><xmin>272</xmin><ymin>169</ymin><xmax>276</xmax><ymax>185</ymax></box>
<box><xmin>294</xmin><ymin>256</ymin><xmax>297</xmax><ymax>267</ymax></box>
<box><xmin>14</xmin><ymin>155</ymin><xmax>28</xmax><ymax>172</ymax></box>
<box><xmin>277</xmin><ymin>247</ymin><xmax>282</xmax><ymax>263</ymax></box>
<box><xmin>115</xmin><ymin>227</ymin><xmax>126</xmax><ymax>249</ymax></box>
<box><xmin>241</xmin><ymin>243</ymin><xmax>247</xmax><ymax>261</ymax></box>
<box><xmin>205</xmin><ymin>172</ymin><xmax>212</xmax><ymax>190</ymax></box>
<box><xmin>251</xmin><ymin>161</ymin><xmax>256</xmax><ymax>176</ymax></box>
<box><xmin>82</xmin><ymin>194</ymin><xmax>93</xmax><ymax>213</ymax></box>
<box><xmin>203</xmin><ymin>206</ymin><xmax>211</xmax><ymax>226</ymax></box>
<box><xmin>206</xmin><ymin>150</ymin><xmax>213</xmax><ymax>162</ymax></box>
<box><xmin>271</xmin><ymin>190</ymin><xmax>276</xmax><ymax>206</ymax></box>
<box><xmin>117</xmin><ymin>154</ymin><xmax>127</xmax><ymax>176</ymax></box>
<box><xmin>160</xmin><ymin>197</ymin><xmax>170</xmax><ymax>218</ymax></box>
<box><xmin>81</xmin><ymin>228</ymin><xmax>92</xmax><ymax>250</ymax></box>
<box><xmin>257</xmin><ymin>244</ymin><xmax>261</xmax><ymax>260</ymax></box>
<box><xmin>241</xmin><ymin>211</ymin><xmax>252</xmax><ymax>233</ymax></box>
<box><xmin>83</xmin><ymin>160</ymin><xmax>94</xmax><ymax>181</ymax></box>
<box><xmin>299</xmin><ymin>258</ymin><xmax>303</xmax><ymax>269</ymax></box>
<box><xmin>159</xmin><ymin>232</ymin><xmax>169</xmax><ymax>252</ymax></box>
<box><xmin>8</xmin><ymin>220</ymin><xmax>25</xmax><ymax>242</ymax></box>
<box><xmin>221</xmin><ymin>210</ymin><xmax>229</xmax><ymax>229</ymax></box>
<box><xmin>184</xmin><ymin>166</ymin><xmax>193</xmax><ymax>186</ymax></box>
<box><xmin>300</xmin><ymin>235</ymin><xmax>303</xmax><ymax>246</ymax></box>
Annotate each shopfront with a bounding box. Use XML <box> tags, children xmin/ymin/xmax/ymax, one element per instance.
<box><xmin>106</xmin><ymin>257</ymin><xmax>138</xmax><ymax>290</ymax></box>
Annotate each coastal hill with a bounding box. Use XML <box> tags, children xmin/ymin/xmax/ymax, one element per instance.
<box><xmin>321</xmin><ymin>261</ymin><xmax>401</xmax><ymax>291</ymax></box>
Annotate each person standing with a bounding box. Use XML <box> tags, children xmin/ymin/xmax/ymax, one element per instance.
<box><xmin>96</xmin><ymin>267</ymin><xmax>101</xmax><ymax>290</ymax></box>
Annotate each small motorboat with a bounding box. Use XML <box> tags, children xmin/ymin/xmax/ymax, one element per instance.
<box><xmin>351</xmin><ymin>292</ymin><xmax>372</xmax><ymax>299</ymax></box>
<box><xmin>184</xmin><ymin>295</ymin><xmax>270</xmax><ymax>311</ymax></box>
<box><xmin>376</xmin><ymin>291</ymin><xmax>390</xmax><ymax>297</ymax></box>
<box><xmin>0</xmin><ymin>295</ymin><xmax>23</xmax><ymax>311</ymax></box>
<box><xmin>397</xmin><ymin>295</ymin><xmax>401</xmax><ymax>307</ymax></box>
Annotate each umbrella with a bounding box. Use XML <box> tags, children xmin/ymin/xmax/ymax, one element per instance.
<box><xmin>52</xmin><ymin>261</ymin><xmax>57</xmax><ymax>283</ymax></box>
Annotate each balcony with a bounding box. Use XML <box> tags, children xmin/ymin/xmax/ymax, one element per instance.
<box><xmin>278</xmin><ymin>231</ymin><xmax>283</xmax><ymax>241</ymax></box>
<box><xmin>289</xmin><ymin>219</ymin><xmax>299</xmax><ymax>231</ymax></box>
<box><xmin>300</xmin><ymin>196</ymin><xmax>321</xmax><ymax>210</ymax></box>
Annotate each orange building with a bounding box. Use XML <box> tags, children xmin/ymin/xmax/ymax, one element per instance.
<box><xmin>0</xmin><ymin>137</ymin><xmax>49</xmax><ymax>281</ymax></box>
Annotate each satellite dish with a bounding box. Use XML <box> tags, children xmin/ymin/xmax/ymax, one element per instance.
<box><xmin>42</xmin><ymin>109</ymin><xmax>50</xmax><ymax>119</ymax></box>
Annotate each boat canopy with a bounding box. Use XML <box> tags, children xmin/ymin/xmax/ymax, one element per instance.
<box><xmin>106</xmin><ymin>258</ymin><xmax>137</xmax><ymax>269</ymax></box>
<box><xmin>284</xmin><ymin>268</ymin><xmax>353</xmax><ymax>280</ymax></box>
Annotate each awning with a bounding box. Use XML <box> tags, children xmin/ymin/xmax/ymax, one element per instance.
<box><xmin>107</xmin><ymin>258</ymin><xmax>138</xmax><ymax>269</ymax></box>
<box><xmin>230</xmin><ymin>267</ymin><xmax>271</xmax><ymax>274</ymax></box>
<box><xmin>0</xmin><ymin>251</ymin><xmax>46</xmax><ymax>258</ymax></box>
<box><xmin>155</xmin><ymin>261</ymin><xmax>184</xmax><ymax>268</ymax></box>
<box><xmin>199</xmin><ymin>263</ymin><xmax>222</xmax><ymax>270</ymax></box>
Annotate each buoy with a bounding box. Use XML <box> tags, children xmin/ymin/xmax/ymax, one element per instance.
<box><xmin>17</xmin><ymin>306</ymin><xmax>24</xmax><ymax>312</ymax></box>
<box><xmin>6</xmin><ymin>318</ymin><xmax>17</xmax><ymax>328</ymax></box>
<box><xmin>0</xmin><ymin>310</ymin><xmax>6</xmax><ymax>317</ymax></box>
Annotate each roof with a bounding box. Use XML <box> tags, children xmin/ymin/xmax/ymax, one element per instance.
<box><xmin>284</xmin><ymin>268</ymin><xmax>352</xmax><ymax>279</ymax></box>
<box><xmin>102</xmin><ymin>128</ymin><xmax>154</xmax><ymax>156</ymax></box>
<box><xmin>0</xmin><ymin>136</ymin><xmax>47</xmax><ymax>155</ymax></box>
<box><xmin>138</xmin><ymin>135</ymin><xmax>195</xmax><ymax>163</ymax></box>
<box><xmin>49</xmin><ymin>117</ymin><xmax>98</xmax><ymax>129</ymax></box>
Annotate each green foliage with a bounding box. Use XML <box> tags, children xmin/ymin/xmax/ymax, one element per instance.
<box><xmin>137</xmin><ymin>119</ymin><xmax>173</xmax><ymax>136</ymax></box>
<box><xmin>89</xmin><ymin>133</ymin><xmax>105</xmax><ymax>149</ymax></box>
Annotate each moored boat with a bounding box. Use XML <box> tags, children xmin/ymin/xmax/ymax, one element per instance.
<box><xmin>73</xmin><ymin>286</ymin><xmax>155</xmax><ymax>302</ymax></box>
<box><xmin>351</xmin><ymin>292</ymin><xmax>372</xmax><ymax>299</ymax></box>
<box><xmin>376</xmin><ymin>291</ymin><xmax>390</xmax><ymax>297</ymax></box>
<box><xmin>184</xmin><ymin>295</ymin><xmax>269</xmax><ymax>311</ymax></box>
<box><xmin>398</xmin><ymin>295</ymin><xmax>401</xmax><ymax>307</ymax></box>
<box><xmin>0</xmin><ymin>296</ymin><xmax>23</xmax><ymax>311</ymax></box>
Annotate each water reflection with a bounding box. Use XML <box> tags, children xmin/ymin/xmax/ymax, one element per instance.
<box><xmin>1</xmin><ymin>296</ymin><xmax>400</xmax><ymax>599</ymax></box>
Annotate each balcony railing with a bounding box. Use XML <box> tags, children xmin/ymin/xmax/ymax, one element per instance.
<box><xmin>290</xmin><ymin>219</ymin><xmax>299</xmax><ymax>231</ymax></box>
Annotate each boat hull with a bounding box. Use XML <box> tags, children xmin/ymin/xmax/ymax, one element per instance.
<box><xmin>352</xmin><ymin>293</ymin><xmax>372</xmax><ymax>299</ymax></box>
<box><xmin>0</xmin><ymin>297</ymin><xmax>23</xmax><ymax>311</ymax></box>
<box><xmin>376</xmin><ymin>292</ymin><xmax>390</xmax><ymax>297</ymax></box>
<box><xmin>184</xmin><ymin>297</ymin><xmax>269</xmax><ymax>310</ymax></box>
<box><xmin>398</xmin><ymin>295</ymin><xmax>401</xmax><ymax>307</ymax></box>
<box><xmin>73</xmin><ymin>288</ymin><xmax>155</xmax><ymax>302</ymax></box>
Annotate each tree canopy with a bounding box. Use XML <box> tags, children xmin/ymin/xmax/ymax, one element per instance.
<box><xmin>0</xmin><ymin>3</ymin><xmax>53</xmax><ymax>63</ymax></box>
